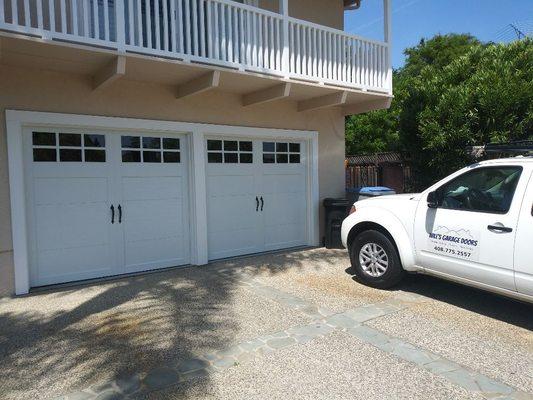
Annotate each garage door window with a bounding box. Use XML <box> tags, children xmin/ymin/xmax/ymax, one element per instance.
<box><xmin>207</xmin><ymin>140</ymin><xmax>253</xmax><ymax>164</ymax></box>
<box><xmin>263</xmin><ymin>142</ymin><xmax>300</xmax><ymax>164</ymax></box>
<box><xmin>32</xmin><ymin>132</ymin><xmax>106</xmax><ymax>162</ymax></box>
<box><xmin>122</xmin><ymin>135</ymin><xmax>180</xmax><ymax>163</ymax></box>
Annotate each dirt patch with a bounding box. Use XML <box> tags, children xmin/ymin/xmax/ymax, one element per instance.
<box><xmin>93</xmin><ymin>311</ymin><xmax>150</xmax><ymax>342</ymax></box>
<box><xmin>293</xmin><ymin>273</ymin><xmax>390</xmax><ymax>302</ymax></box>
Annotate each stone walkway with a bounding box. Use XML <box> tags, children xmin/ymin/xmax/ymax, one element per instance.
<box><xmin>55</xmin><ymin>269</ymin><xmax>531</xmax><ymax>400</ymax></box>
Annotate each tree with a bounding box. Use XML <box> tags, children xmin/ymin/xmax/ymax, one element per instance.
<box><xmin>345</xmin><ymin>34</ymin><xmax>533</xmax><ymax>190</ymax></box>
<box><xmin>404</xmin><ymin>38</ymin><xmax>532</xmax><ymax>188</ymax></box>
<box><xmin>346</xmin><ymin>34</ymin><xmax>480</xmax><ymax>157</ymax></box>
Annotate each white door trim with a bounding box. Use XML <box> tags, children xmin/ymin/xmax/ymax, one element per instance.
<box><xmin>6</xmin><ymin>110</ymin><xmax>320</xmax><ymax>295</ymax></box>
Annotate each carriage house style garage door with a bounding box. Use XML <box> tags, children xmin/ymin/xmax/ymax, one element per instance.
<box><xmin>206</xmin><ymin>138</ymin><xmax>308</xmax><ymax>260</ymax></box>
<box><xmin>25</xmin><ymin>129</ymin><xmax>190</xmax><ymax>287</ymax></box>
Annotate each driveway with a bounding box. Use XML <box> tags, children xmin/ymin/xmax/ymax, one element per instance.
<box><xmin>0</xmin><ymin>248</ymin><xmax>531</xmax><ymax>400</ymax></box>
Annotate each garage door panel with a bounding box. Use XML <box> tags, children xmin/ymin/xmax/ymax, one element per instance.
<box><xmin>36</xmin><ymin>245</ymin><xmax>115</xmax><ymax>284</ymax></box>
<box><xmin>207</xmin><ymin>174</ymin><xmax>256</xmax><ymax>197</ymax></box>
<box><xmin>122</xmin><ymin>176</ymin><xmax>184</xmax><ymax>201</ymax></box>
<box><xmin>263</xmin><ymin>192</ymin><xmax>307</xmax><ymax>249</ymax></box>
<box><xmin>262</xmin><ymin>174</ymin><xmax>306</xmax><ymax>194</ymax></box>
<box><xmin>123</xmin><ymin>199</ymin><xmax>184</xmax><ymax>242</ymax></box>
<box><xmin>35</xmin><ymin>203</ymin><xmax>110</xmax><ymax>250</ymax></box>
<box><xmin>262</xmin><ymin>170</ymin><xmax>307</xmax><ymax>250</ymax></box>
<box><xmin>31</xmin><ymin>163</ymin><xmax>110</xmax><ymax>178</ymax></box>
<box><xmin>119</xmin><ymin>135</ymin><xmax>190</xmax><ymax>271</ymax></box>
<box><xmin>263</xmin><ymin>193</ymin><xmax>305</xmax><ymax>225</ymax></box>
<box><xmin>30</xmin><ymin>169</ymin><xmax>116</xmax><ymax>285</ymax></box>
<box><xmin>208</xmin><ymin>228</ymin><xmax>261</xmax><ymax>259</ymax></box>
<box><xmin>124</xmin><ymin>236</ymin><xmax>187</xmax><ymax>271</ymax></box>
<box><xmin>34</xmin><ymin>177</ymin><xmax>109</xmax><ymax>205</ymax></box>
<box><xmin>264</xmin><ymin>223</ymin><xmax>306</xmax><ymax>250</ymax></box>
<box><xmin>208</xmin><ymin>194</ymin><xmax>257</xmax><ymax>231</ymax></box>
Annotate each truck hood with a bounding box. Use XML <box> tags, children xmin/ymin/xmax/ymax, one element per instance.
<box><xmin>353</xmin><ymin>193</ymin><xmax>421</xmax><ymax>211</ymax></box>
<box><xmin>356</xmin><ymin>193</ymin><xmax>420</xmax><ymax>203</ymax></box>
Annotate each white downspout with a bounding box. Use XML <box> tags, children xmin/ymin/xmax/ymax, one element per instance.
<box><xmin>383</xmin><ymin>0</ymin><xmax>392</xmax><ymax>94</ymax></box>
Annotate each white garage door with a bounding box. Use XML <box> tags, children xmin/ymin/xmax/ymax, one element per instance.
<box><xmin>206</xmin><ymin>137</ymin><xmax>308</xmax><ymax>260</ymax></box>
<box><xmin>25</xmin><ymin>129</ymin><xmax>190</xmax><ymax>287</ymax></box>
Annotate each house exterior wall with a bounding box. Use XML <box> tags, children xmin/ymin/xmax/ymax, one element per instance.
<box><xmin>259</xmin><ymin>0</ymin><xmax>344</xmax><ymax>30</ymax></box>
<box><xmin>8</xmin><ymin>0</ymin><xmax>345</xmax><ymax>33</ymax></box>
<box><xmin>0</xmin><ymin>64</ymin><xmax>346</xmax><ymax>297</ymax></box>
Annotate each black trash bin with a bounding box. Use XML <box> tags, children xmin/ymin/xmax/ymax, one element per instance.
<box><xmin>323</xmin><ymin>198</ymin><xmax>351</xmax><ymax>249</ymax></box>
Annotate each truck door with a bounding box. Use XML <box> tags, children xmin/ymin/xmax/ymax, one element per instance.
<box><xmin>414</xmin><ymin>165</ymin><xmax>526</xmax><ymax>290</ymax></box>
<box><xmin>514</xmin><ymin>168</ymin><xmax>533</xmax><ymax>296</ymax></box>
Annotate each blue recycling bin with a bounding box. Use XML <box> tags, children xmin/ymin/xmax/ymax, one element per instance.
<box><xmin>346</xmin><ymin>186</ymin><xmax>396</xmax><ymax>204</ymax></box>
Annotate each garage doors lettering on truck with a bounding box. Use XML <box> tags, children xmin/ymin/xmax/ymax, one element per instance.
<box><xmin>427</xmin><ymin>226</ymin><xmax>480</xmax><ymax>261</ymax></box>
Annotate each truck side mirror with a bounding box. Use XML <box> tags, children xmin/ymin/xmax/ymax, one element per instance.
<box><xmin>427</xmin><ymin>191</ymin><xmax>439</xmax><ymax>208</ymax></box>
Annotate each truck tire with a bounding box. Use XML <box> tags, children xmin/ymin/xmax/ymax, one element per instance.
<box><xmin>349</xmin><ymin>229</ymin><xmax>405</xmax><ymax>289</ymax></box>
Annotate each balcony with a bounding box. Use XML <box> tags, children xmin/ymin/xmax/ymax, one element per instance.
<box><xmin>0</xmin><ymin>0</ymin><xmax>392</xmax><ymax>113</ymax></box>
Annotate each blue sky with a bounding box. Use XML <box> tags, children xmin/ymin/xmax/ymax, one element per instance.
<box><xmin>344</xmin><ymin>0</ymin><xmax>533</xmax><ymax>68</ymax></box>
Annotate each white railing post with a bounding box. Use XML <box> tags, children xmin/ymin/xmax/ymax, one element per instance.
<box><xmin>383</xmin><ymin>0</ymin><xmax>392</xmax><ymax>93</ymax></box>
<box><xmin>280</xmin><ymin>0</ymin><xmax>289</xmax><ymax>77</ymax></box>
<box><xmin>115</xmin><ymin>0</ymin><xmax>126</xmax><ymax>51</ymax></box>
<box><xmin>11</xmin><ymin>0</ymin><xmax>18</xmax><ymax>25</ymax></box>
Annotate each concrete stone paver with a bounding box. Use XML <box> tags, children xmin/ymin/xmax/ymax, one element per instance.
<box><xmin>134</xmin><ymin>331</ymin><xmax>487</xmax><ymax>400</ymax></box>
<box><xmin>367</xmin><ymin>301</ymin><xmax>533</xmax><ymax>393</ymax></box>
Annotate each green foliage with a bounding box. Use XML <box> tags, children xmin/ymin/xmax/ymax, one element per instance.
<box><xmin>345</xmin><ymin>33</ymin><xmax>533</xmax><ymax>190</ymax></box>
<box><xmin>401</xmin><ymin>34</ymin><xmax>480</xmax><ymax>76</ymax></box>
<box><xmin>345</xmin><ymin>107</ymin><xmax>399</xmax><ymax>155</ymax></box>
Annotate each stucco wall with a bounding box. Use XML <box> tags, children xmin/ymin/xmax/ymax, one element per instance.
<box><xmin>259</xmin><ymin>0</ymin><xmax>344</xmax><ymax>30</ymax></box>
<box><xmin>0</xmin><ymin>64</ymin><xmax>346</xmax><ymax>297</ymax></box>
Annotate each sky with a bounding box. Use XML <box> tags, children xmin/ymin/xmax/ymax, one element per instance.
<box><xmin>344</xmin><ymin>0</ymin><xmax>533</xmax><ymax>69</ymax></box>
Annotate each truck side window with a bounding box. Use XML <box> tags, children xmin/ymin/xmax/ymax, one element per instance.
<box><xmin>437</xmin><ymin>166</ymin><xmax>522</xmax><ymax>214</ymax></box>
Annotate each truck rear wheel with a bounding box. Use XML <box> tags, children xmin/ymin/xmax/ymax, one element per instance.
<box><xmin>349</xmin><ymin>229</ymin><xmax>405</xmax><ymax>289</ymax></box>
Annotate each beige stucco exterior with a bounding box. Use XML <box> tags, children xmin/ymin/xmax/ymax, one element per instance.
<box><xmin>259</xmin><ymin>0</ymin><xmax>345</xmax><ymax>29</ymax></box>
<box><xmin>7</xmin><ymin>0</ymin><xmax>345</xmax><ymax>35</ymax></box>
<box><xmin>0</xmin><ymin>63</ymin><xmax>346</xmax><ymax>297</ymax></box>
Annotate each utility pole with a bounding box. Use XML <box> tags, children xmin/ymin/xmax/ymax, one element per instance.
<box><xmin>509</xmin><ymin>24</ymin><xmax>526</xmax><ymax>40</ymax></box>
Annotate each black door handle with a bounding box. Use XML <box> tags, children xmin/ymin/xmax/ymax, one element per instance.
<box><xmin>487</xmin><ymin>224</ymin><xmax>513</xmax><ymax>233</ymax></box>
<box><xmin>110</xmin><ymin>205</ymin><xmax>115</xmax><ymax>224</ymax></box>
<box><xmin>118</xmin><ymin>205</ymin><xmax>122</xmax><ymax>223</ymax></box>
<box><xmin>256</xmin><ymin>196</ymin><xmax>259</xmax><ymax>211</ymax></box>
<box><xmin>260</xmin><ymin>196</ymin><xmax>264</xmax><ymax>211</ymax></box>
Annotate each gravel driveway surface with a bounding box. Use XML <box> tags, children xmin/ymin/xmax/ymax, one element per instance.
<box><xmin>0</xmin><ymin>248</ymin><xmax>531</xmax><ymax>400</ymax></box>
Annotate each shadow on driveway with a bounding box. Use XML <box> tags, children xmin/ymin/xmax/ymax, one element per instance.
<box><xmin>345</xmin><ymin>266</ymin><xmax>533</xmax><ymax>331</ymax></box>
<box><xmin>0</xmin><ymin>247</ymin><xmax>335</xmax><ymax>400</ymax></box>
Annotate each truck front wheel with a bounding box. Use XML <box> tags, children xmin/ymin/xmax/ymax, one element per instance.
<box><xmin>349</xmin><ymin>230</ymin><xmax>405</xmax><ymax>289</ymax></box>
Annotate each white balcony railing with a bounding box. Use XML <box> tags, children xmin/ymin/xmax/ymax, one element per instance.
<box><xmin>0</xmin><ymin>0</ymin><xmax>391</xmax><ymax>92</ymax></box>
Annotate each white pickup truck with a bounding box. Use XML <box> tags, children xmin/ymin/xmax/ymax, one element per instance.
<box><xmin>341</xmin><ymin>157</ymin><xmax>533</xmax><ymax>303</ymax></box>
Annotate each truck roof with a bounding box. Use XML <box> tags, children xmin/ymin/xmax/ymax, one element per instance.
<box><xmin>478</xmin><ymin>156</ymin><xmax>533</xmax><ymax>165</ymax></box>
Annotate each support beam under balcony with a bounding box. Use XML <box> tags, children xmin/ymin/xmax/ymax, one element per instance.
<box><xmin>342</xmin><ymin>97</ymin><xmax>392</xmax><ymax>116</ymax></box>
<box><xmin>297</xmin><ymin>91</ymin><xmax>348</xmax><ymax>112</ymax></box>
<box><xmin>93</xmin><ymin>56</ymin><xmax>126</xmax><ymax>92</ymax></box>
<box><xmin>176</xmin><ymin>71</ymin><xmax>221</xmax><ymax>99</ymax></box>
<box><xmin>242</xmin><ymin>83</ymin><xmax>292</xmax><ymax>107</ymax></box>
